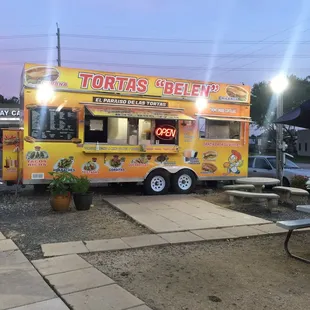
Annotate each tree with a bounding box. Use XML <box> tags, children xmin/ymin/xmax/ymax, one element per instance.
<box><xmin>250</xmin><ymin>75</ymin><xmax>310</xmax><ymax>127</ymax></box>
<box><xmin>0</xmin><ymin>95</ymin><xmax>19</xmax><ymax>104</ymax></box>
<box><xmin>250</xmin><ymin>75</ymin><xmax>310</xmax><ymax>154</ymax></box>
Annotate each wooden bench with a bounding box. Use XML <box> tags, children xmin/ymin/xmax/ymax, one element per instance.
<box><xmin>277</xmin><ymin>219</ymin><xmax>310</xmax><ymax>263</ymax></box>
<box><xmin>223</xmin><ymin>184</ymin><xmax>255</xmax><ymax>191</ymax></box>
<box><xmin>225</xmin><ymin>190</ymin><xmax>279</xmax><ymax>212</ymax></box>
<box><xmin>272</xmin><ymin>186</ymin><xmax>309</xmax><ymax>207</ymax></box>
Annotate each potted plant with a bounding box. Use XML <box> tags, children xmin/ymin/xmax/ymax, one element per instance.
<box><xmin>48</xmin><ymin>172</ymin><xmax>75</xmax><ymax>212</ymax></box>
<box><xmin>71</xmin><ymin>176</ymin><xmax>93</xmax><ymax>210</ymax></box>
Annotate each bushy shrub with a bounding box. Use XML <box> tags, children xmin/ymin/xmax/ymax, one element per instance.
<box><xmin>291</xmin><ymin>175</ymin><xmax>308</xmax><ymax>190</ymax></box>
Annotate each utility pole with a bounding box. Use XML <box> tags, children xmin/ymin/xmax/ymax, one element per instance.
<box><xmin>56</xmin><ymin>23</ymin><xmax>61</xmax><ymax>67</ymax></box>
<box><xmin>271</xmin><ymin>74</ymin><xmax>288</xmax><ymax>186</ymax></box>
<box><xmin>276</xmin><ymin>93</ymin><xmax>284</xmax><ymax>185</ymax></box>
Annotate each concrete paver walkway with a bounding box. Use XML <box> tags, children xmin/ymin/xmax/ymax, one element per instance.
<box><xmin>0</xmin><ymin>233</ymin><xmax>68</xmax><ymax>310</ymax></box>
<box><xmin>40</xmin><ymin>223</ymin><xmax>289</xmax><ymax>257</ymax></box>
<box><xmin>32</xmin><ymin>254</ymin><xmax>152</xmax><ymax>310</ymax></box>
<box><xmin>104</xmin><ymin>195</ymin><xmax>271</xmax><ymax>233</ymax></box>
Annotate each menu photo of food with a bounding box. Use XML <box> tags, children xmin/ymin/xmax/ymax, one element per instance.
<box><xmin>53</xmin><ymin>156</ymin><xmax>75</xmax><ymax>172</ymax></box>
<box><xmin>183</xmin><ymin>149</ymin><xmax>199</xmax><ymax>164</ymax></box>
<box><xmin>155</xmin><ymin>154</ymin><xmax>169</xmax><ymax>164</ymax></box>
<box><xmin>3</xmin><ymin>135</ymin><xmax>20</xmax><ymax>145</ymax></box>
<box><xmin>25</xmin><ymin>66</ymin><xmax>59</xmax><ymax>86</ymax></box>
<box><xmin>201</xmin><ymin>163</ymin><xmax>217</xmax><ymax>174</ymax></box>
<box><xmin>202</xmin><ymin>151</ymin><xmax>217</xmax><ymax>161</ymax></box>
<box><xmin>82</xmin><ymin>158</ymin><xmax>99</xmax><ymax>173</ymax></box>
<box><xmin>226</xmin><ymin>85</ymin><xmax>248</xmax><ymax>102</ymax></box>
<box><xmin>105</xmin><ymin>155</ymin><xmax>125</xmax><ymax>170</ymax></box>
<box><xmin>26</xmin><ymin>146</ymin><xmax>49</xmax><ymax>160</ymax></box>
<box><xmin>131</xmin><ymin>154</ymin><xmax>152</xmax><ymax>166</ymax></box>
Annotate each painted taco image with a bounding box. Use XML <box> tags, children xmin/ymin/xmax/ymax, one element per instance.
<box><xmin>226</xmin><ymin>85</ymin><xmax>248</xmax><ymax>101</ymax></box>
<box><xmin>25</xmin><ymin>66</ymin><xmax>59</xmax><ymax>85</ymax></box>
<box><xmin>71</xmin><ymin>138</ymin><xmax>82</xmax><ymax>144</ymax></box>
<box><xmin>26</xmin><ymin>104</ymin><xmax>38</xmax><ymax>109</ymax></box>
<box><xmin>202</xmin><ymin>163</ymin><xmax>217</xmax><ymax>173</ymax></box>
<box><xmin>24</xmin><ymin>136</ymin><xmax>36</xmax><ymax>143</ymax></box>
<box><xmin>203</xmin><ymin>151</ymin><xmax>217</xmax><ymax>161</ymax></box>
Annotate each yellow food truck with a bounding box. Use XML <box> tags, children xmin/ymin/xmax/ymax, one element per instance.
<box><xmin>1</xmin><ymin>63</ymin><xmax>251</xmax><ymax>194</ymax></box>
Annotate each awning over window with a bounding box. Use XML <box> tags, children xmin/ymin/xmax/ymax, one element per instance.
<box><xmin>85</xmin><ymin>105</ymin><xmax>194</xmax><ymax>121</ymax></box>
<box><xmin>199</xmin><ymin>115</ymin><xmax>251</xmax><ymax>122</ymax></box>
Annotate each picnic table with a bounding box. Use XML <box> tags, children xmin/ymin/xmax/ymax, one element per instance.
<box><xmin>236</xmin><ymin>177</ymin><xmax>280</xmax><ymax>193</ymax></box>
<box><xmin>277</xmin><ymin>204</ymin><xmax>310</xmax><ymax>263</ymax></box>
<box><xmin>296</xmin><ymin>205</ymin><xmax>310</xmax><ymax>213</ymax></box>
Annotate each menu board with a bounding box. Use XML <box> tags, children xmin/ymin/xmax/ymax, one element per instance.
<box><xmin>29</xmin><ymin>107</ymin><xmax>78</xmax><ymax>141</ymax></box>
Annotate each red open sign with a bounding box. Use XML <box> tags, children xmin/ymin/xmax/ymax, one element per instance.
<box><xmin>155</xmin><ymin>125</ymin><xmax>177</xmax><ymax>140</ymax></box>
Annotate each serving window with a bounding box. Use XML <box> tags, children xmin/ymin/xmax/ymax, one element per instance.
<box><xmin>199</xmin><ymin>116</ymin><xmax>250</xmax><ymax>140</ymax></box>
<box><xmin>84</xmin><ymin>111</ymin><xmax>178</xmax><ymax>145</ymax></box>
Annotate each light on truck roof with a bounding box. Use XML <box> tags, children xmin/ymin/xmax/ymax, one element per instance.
<box><xmin>36</xmin><ymin>83</ymin><xmax>55</xmax><ymax>104</ymax></box>
<box><xmin>195</xmin><ymin>97</ymin><xmax>208</xmax><ymax>111</ymax></box>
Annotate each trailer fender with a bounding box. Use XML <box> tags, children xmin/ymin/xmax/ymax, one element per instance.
<box><xmin>144</xmin><ymin>166</ymin><xmax>198</xmax><ymax>180</ymax></box>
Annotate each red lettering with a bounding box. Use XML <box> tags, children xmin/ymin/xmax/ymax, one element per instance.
<box><xmin>92</xmin><ymin>74</ymin><xmax>104</xmax><ymax>90</ymax></box>
<box><xmin>200</xmin><ymin>85</ymin><xmax>212</xmax><ymax>97</ymax></box>
<box><xmin>116</xmin><ymin>76</ymin><xmax>128</xmax><ymax>91</ymax></box>
<box><xmin>125</xmin><ymin>78</ymin><xmax>137</xmax><ymax>92</ymax></box>
<box><xmin>104</xmin><ymin>76</ymin><xmax>116</xmax><ymax>90</ymax></box>
<box><xmin>191</xmin><ymin>84</ymin><xmax>201</xmax><ymax>96</ymax></box>
<box><xmin>163</xmin><ymin>81</ymin><xmax>174</xmax><ymax>95</ymax></box>
<box><xmin>78</xmin><ymin>73</ymin><xmax>94</xmax><ymax>89</ymax></box>
<box><xmin>155</xmin><ymin>125</ymin><xmax>177</xmax><ymax>140</ymax></box>
<box><xmin>137</xmin><ymin>78</ymin><xmax>148</xmax><ymax>93</ymax></box>
<box><xmin>183</xmin><ymin>83</ymin><xmax>192</xmax><ymax>96</ymax></box>
<box><xmin>174</xmin><ymin>82</ymin><xmax>184</xmax><ymax>96</ymax></box>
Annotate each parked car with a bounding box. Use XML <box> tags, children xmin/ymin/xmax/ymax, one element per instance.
<box><xmin>248</xmin><ymin>155</ymin><xmax>310</xmax><ymax>188</ymax></box>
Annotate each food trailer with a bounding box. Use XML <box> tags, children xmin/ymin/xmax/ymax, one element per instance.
<box><xmin>1</xmin><ymin>63</ymin><xmax>251</xmax><ymax>194</ymax></box>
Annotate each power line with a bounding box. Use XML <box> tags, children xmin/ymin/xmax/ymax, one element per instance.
<box><xmin>0</xmin><ymin>34</ymin><xmax>55</xmax><ymax>40</ymax></box>
<box><xmin>1</xmin><ymin>59</ymin><xmax>309</xmax><ymax>72</ymax></box>
<box><xmin>0</xmin><ymin>47</ymin><xmax>53</xmax><ymax>52</ymax></box>
<box><xmin>3</xmin><ymin>46</ymin><xmax>310</xmax><ymax>59</ymax></box>
<box><xmin>188</xmin><ymin>19</ymin><xmax>310</xmax><ymax>79</ymax></box>
<box><xmin>62</xmin><ymin>33</ymin><xmax>310</xmax><ymax>44</ymax></box>
<box><xmin>216</xmin><ymin>27</ymin><xmax>310</xmax><ymax>76</ymax></box>
<box><xmin>59</xmin><ymin>47</ymin><xmax>310</xmax><ymax>59</ymax></box>
<box><xmin>62</xmin><ymin>60</ymin><xmax>310</xmax><ymax>72</ymax></box>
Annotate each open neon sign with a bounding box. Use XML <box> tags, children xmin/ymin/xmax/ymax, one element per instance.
<box><xmin>155</xmin><ymin>125</ymin><xmax>177</xmax><ymax>140</ymax></box>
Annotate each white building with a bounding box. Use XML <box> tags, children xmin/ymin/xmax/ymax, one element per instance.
<box><xmin>297</xmin><ymin>130</ymin><xmax>310</xmax><ymax>156</ymax></box>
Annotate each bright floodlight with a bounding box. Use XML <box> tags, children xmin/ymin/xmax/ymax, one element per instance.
<box><xmin>195</xmin><ymin>97</ymin><xmax>208</xmax><ymax>111</ymax></box>
<box><xmin>36</xmin><ymin>83</ymin><xmax>55</xmax><ymax>104</ymax></box>
<box><xmin>270</xmin><ymin>74</ymin><xmax>289</xmax><ymax>94</ymax></box>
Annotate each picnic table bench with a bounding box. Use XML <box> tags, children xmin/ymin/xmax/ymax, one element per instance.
<box><xmin>225</xmin><ymin>190</ymin><xmax>279</xmax><ymax>212</ymax></box>
<box><xmin>276</xmin><ymin>218</ymin><xmax>310</xmax><ymax>263</ymax></box>
<box><xmin>272</xmin><ymin>186</ymin><xmax>309</xmax><ymax>207</ymax></box>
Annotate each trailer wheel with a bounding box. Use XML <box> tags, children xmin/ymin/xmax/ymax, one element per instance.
<box><xmin>144</xmin><ymin>170</ymin><xmax>170</xmax><ymax>195</ymax></box>
<box><xmin>171</xmin><ymin>169</ymin><xmax>196</xmax><ymax>194</ymax></box>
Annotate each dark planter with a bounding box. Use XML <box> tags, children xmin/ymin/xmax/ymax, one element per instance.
<box><xmin>73</xmin><ymin>192</ymin><xmax>93</xmax><ymax>211</ymax></box>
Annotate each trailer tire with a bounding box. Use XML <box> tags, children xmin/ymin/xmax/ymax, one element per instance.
<box><xmin>144</xmin><ymin>170</ymin><xmax>170</xmax><ymax>195</ymax></box>
<box><xmin>171</xmin><ymin>169</ymin><xmax>196</xmax><ymax>194</ymax></box>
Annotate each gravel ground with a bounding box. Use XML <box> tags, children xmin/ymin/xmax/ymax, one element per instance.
<box><xmin>82</xmin><ymin>234</ymin><xmax>310</xmax><ymax>310</ymax></box>
<box><xmin>197</xmin><ymin>190</ymin><xmax>310</xmax><ymax>222</ymax></box>
<box><xmin>0</xmin><ymin>186</ymin><xmax>149</xmax><ymax>260</ymax></box>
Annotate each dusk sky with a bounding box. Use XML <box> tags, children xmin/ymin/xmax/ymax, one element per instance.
<box><xmin>1</xmin><ymin>0</ymin><xmax>310</xmax><ymax>97</ymax></box>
